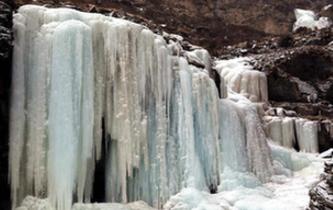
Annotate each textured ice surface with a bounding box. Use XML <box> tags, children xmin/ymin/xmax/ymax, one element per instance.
<box><xmin>15</xmin><ymin>197</ymin><xmax>155</xmax><ymax>210</ymax></box>
<box><xmin>165</xmin><ymin>147</ymin><xmax>324</xmax><ymax>210</ymax></box>
<box><xmin>10</xmin><ymin>5</ymin><xmax>223</xmax><ymax>209</ymax></box>
<box><xmin>215</xmin><ymin>58</ymin><xmax>268</xmax><ymax>102</ymax></box>
<box><xmin>15</xmin><ymin>196</ymin><xmax>53</xmax><ymax>210</ymax></box>
<box><xmin>164</xmin><ymin>188</ymin><xmax>231</xmax><ymax>210</ymax></box>
<box><xmin>72</xmin><ymin>201</ymin><xmax>156</xmax><ymax>210</ymax></box>
<box><xmin>219</xmin><ymin>94</ymin><xmax>273</xmax><ymax>183</ymax></box>
<box><xmin>264</xmin><ymin>116</ymin><xmax>319</xmax><ymax>153</ymax></box>
<box><xmin>293</xmin><ymin>8</ymin><xmax>331</xmax><ymax>31</ymax></box>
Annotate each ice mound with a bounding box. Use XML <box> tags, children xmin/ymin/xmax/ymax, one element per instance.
<box><xmin>293</xmin><ymin>8</ymin><xmax>331</xmax><ymax>31</ymax></box>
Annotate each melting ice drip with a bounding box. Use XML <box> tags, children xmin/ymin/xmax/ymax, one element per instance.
<box><xmin>10</xmin><ymin>5</ymin><xmax>315</xmax><ymax>210</ymax></box>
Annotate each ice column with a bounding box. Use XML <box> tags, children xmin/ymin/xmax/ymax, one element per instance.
<box><xmin>47</xmin><ymin>20</ymin><xmax>94</xmax><ymax>210</ymax></box>
<box><xmin>264</xmin><ymin>116</ymin><xmax>319</xmax><ymax>153</ymax></box>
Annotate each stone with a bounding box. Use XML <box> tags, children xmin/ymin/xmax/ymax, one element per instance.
<box><xmin>309</xmin><ymin>160</ymin><xmax>333</xmax><ymax>210</ymax></box>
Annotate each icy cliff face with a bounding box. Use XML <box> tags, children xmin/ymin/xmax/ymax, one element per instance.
<box><xmin>10</xmin><ymin>5</ymin><xmax>274</xmax><ymax>210</ymax></box>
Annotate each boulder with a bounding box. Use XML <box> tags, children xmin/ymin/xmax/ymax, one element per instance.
<box><xmin>309</xmin><ymin>160</ymin><xmax>333</xmax><ymax>210</ymax></box>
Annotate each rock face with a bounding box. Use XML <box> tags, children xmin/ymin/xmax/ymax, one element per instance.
<box><xmin>0</xmin><ymin>0</ymin><xmax>12</xmax><ymax>209</ymax></box>
<box><xmin>254</xmin><ymin>46</ymin><xmax>333</xmax><ymax>107</ymax></box>
<box><xmin>309</xmin><ymin>160</ymin><xmax>333</xmax><ymax>210</ymax></box>
<box><xmin>15</xmin><ymin>0</ymin><xmax>331</xmax><ymax>55</ymax></box>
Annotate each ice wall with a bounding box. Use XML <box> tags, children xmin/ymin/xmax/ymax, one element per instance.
<box><xmin>10</xmin><ymin>5</ymin><xmax>273</xmax><ymax>210</ymax></box>
<box><xmin>264</xmin><ymin>116</ymin><xmax>319</xmax><ymax>153</ymax></box>
<box><xmin>219</xmin><ymin>95</ymin><xmax>273</xmax><ymax>183</ymax></box>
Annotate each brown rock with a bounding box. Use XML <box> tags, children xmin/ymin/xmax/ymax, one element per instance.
<box><xmin>14</xmin><ymin>0</ymin><xmax>332</xmax><ymax>55</ymax></box>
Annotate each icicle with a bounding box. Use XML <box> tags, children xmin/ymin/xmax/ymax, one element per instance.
<box><xmin>91</xmin><ymin>21</ymin><xmax>107</xmax><ymax>162</ymax></box>
<box><xmin>9</xmin><ymin>6</ymin><xmax>51</xmax><ymax>206</ymax></box>
<box><xmin>47</xmin><ymin>20</ymin><xmax>94</xmax><ymax>210</ymax></box>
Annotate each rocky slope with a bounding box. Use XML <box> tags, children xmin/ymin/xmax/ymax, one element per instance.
<box><xmin>14</xmin><ymin>0</ymin><xmax>332</xmax><ymax>55</ymax></box>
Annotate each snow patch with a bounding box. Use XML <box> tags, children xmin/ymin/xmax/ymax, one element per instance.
<box><xmin>293</xmin><ymin>8</ymin><xmax>331</xmax><ymax>31</ymax></box>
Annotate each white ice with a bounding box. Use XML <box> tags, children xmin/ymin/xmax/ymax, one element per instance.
<box><xmin>15</xmin><ymin>197</ymin><xmax>156</xmax><ymax>210</ymax></box>
<box><xmin>10</xmin><ymin>5</ymin><xmax>222</xmax><ymax>209</ymax></box>
<box><xmin>264</xmin><ymin>116</ymin><xmax>319</xmax><ymax>153</ymax></box>
<box><xmin>165</xmin><ymin>146</ymin><xmax>324</xmax><ymax>210</ymax></box>
<box><xmin>215</xmin><ymin>57</ymin><xmax>268</xmax><ymax>103</ymax></box>
<box><xmin>293</xmin><ymin>8</ymin><xmax>331</xmax><ymax>31</ymax></box>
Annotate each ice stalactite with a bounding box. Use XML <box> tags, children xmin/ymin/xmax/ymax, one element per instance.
<box><xmin>10</xmin><ymin>6</ymin><xmax>96</xmax><ymax>210</ymax></box>
<box><xmin>48</xmin><ymin>19</ymin><xmax>94</xmax><ymax>210</ymax></box>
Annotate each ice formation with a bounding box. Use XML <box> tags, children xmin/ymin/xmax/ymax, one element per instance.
<box><xmin>215</xmin><ymin>58</ymin><xmax>268</xmax><ymax>102</ymax></box>
<box><xmin>293</xmin><ymin>8</ymin><xmax>331</xmax><ymax>31</ymax></box>
<box><xmin>164</xmin><ymin>145</ymin><xmax>323</xmax><ymax>210</ymax></box>
<box><xmin>15</xmin><ymin>196</ymin><xmax>156</xmax><ymax>210</ymax></box>
<box><xmin>219</xmin><ymin>95</ymin><xmax>273</xmax><ymax>183</ymax></box>
<box><xmin>9</xmin><ymin>5</ymin><xmax>324</xmax><ymax>210</ymax></box>
<box><xmin>264</xmin><ymin>116</ymin><xmax>319</xmax><ymax>153</ymax></box>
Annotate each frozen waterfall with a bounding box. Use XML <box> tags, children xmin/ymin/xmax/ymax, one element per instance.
<box><xmin>9</xmin><ymin>5</ymin><xmax>324</xmax><ymax>210</ymax></box>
